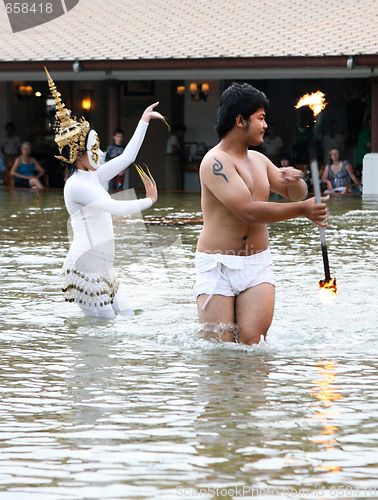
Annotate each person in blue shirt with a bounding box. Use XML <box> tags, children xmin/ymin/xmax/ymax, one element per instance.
<box><xmin>0</xmin><ymin>155</ymin><xmax>6</xmax><ymax>183</ymax></box>
<box><xmin>10</xmin><ymin>142</ymin><xmax>45</xmax><ymax>190</ymax></box>
<box><xmin>106</xmin><ymin>129</ymin><xmax>127</xmax><ymax>190</ymax></box>
<box><xmin>321</xmin><ymin>148</ymin><xmax>361</xmax><ymax>194</ymax></box>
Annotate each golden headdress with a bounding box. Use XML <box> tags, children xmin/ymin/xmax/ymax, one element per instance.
<box><xmin>45</xmin><ymin>67</ymin><xmax>90</xmax><ymax>164</ymax></box>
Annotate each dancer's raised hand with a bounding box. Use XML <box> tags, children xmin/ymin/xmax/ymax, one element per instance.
<box><xmin>141</xmin><ymin>102</ymin><xmax>170</xmax><ymax>130</ymax></box>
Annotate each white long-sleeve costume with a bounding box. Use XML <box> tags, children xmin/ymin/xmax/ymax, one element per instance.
<box><xmin>62</xmin><ymin>120</ymin><xmax>151</xmax><ymax>318</ymax></box>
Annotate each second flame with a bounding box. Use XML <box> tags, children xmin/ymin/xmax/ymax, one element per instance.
<box><xmin>317</xmin><ymin>277</ymin><xmax>337</xmax><ymax>305</ymax></box>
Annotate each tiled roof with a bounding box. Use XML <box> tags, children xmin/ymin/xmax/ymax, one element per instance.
<box><xmin>0</xmin><ymin>0</ymin><xmax>377</xmax><ymax>62</ymax></box>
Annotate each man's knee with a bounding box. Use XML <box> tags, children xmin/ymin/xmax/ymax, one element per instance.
<box><xmin>237</xmin><ymin>326</ymin><xmax>268</xmax><ymax>345</ymax></box>
<box><xmin>237</xmin><ymin>308</ymin><xmax>273</xmax><ymax>344</ymax></box>
<box><xmin>198</xmin><ymin>321</ymin><xmax>239</xmax><ymax>343</ymax></box>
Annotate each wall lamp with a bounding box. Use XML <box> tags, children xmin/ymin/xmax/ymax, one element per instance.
<box><xmin>18</xmin><ymin>84</ymin><xmax>33</xmax><ymax>96</ymax></box>
<box><xmin>176</xmin><ymin>83</ymin><xmax>210</xmax><ymax>101</ymax></box>
<box><xmin>17</xmin><ymin>84</ymin><xmax>33</xmax><ymax>101</ymax></box>
<box><xmin>177</xmin><ymin>85</ymin><xmax>185</xmax><ymax>96</ymax></box>
<box><xmin>190</xmin><ymin>82</ymin><xmax>209</xmax><ymax>101</ymax></box>
<box><xmin>81</xmin><ymin>90</ymin><xmax>92</xmax><ymax>111</ymax></box>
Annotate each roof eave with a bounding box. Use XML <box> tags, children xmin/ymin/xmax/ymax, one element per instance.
<box><xmin>1</xmin><ymin>55</ymin><xmax>378</xmax><ymax>72</ymax></box>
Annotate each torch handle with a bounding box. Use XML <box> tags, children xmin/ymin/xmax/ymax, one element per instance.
<box><xmin>310</xmin><ymin>159</ymin><xmax>331</xmax><ymax>281</ymax></box>
<box><xmin>311</xmin><ymin>159</ymin><xmax>322</xmax><ymax>203</ymax></box>
<box><xmin>310</xmin><ymin>159</ymin><xmax>327</xmax><ymax>246</ymax></box>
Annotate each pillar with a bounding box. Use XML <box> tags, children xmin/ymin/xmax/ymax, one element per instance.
<box><xmin>107</xmin><ymin>81</ymin><xmax>121</xmax><ymax>145</ymax></box>
<box><xmin>371</xmin><ymin>77</ymin><xmax>378</xmax><ymax>153</ymax></box>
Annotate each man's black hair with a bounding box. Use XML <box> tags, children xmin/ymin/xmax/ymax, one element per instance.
<box><xmin>216</xmin><ymin>83</ymin><xmax>269</xmax><ymax>139</ymax></box>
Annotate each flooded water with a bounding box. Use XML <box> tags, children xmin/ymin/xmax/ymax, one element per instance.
<box><xmin>0</xmin><ymin>188</ymin><xmax>377</xmax><ymax>500</ymax></box>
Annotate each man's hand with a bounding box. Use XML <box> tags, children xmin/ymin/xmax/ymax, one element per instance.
<box><xmin>302</xmin><ymin>196</ymin><xmax>329</xmax><ymax>227</ymax></box>
<box><xmin>268</xmin><ymin>162</ymin><xmax>307</xmax><ymax>201</ymax></box>
<box><xmin>279</xmin><ymin>166</ymin><xmax>303</xmax><ymax>184</ymax></box>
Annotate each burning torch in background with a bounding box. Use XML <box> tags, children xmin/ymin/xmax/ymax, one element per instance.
<box><xmin>295</xmin><ymin>91</ymin><xmax>337</xmax><ymax>304</ymax></box>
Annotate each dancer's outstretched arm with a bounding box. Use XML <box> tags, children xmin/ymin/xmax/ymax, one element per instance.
<box><xmin>69</xmin><ymin>167</ymin><xmax>157</xmax><ymax>217</ymax></box>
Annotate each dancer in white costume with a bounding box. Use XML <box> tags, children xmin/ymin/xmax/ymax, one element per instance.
<box><xmin>45</xmin><ymin>68</ymin><xmax>165</xmax><ymax>318</ymax></box>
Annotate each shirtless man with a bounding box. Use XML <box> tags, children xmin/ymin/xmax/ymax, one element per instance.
<box><xmin>194</xmin><ymin>83</ymin><xmax>328</xmax><ymax>345</ymax></box>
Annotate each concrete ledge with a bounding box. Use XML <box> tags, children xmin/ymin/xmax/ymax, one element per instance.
<box><xmin>362</xmin><ymin>154</ymin><xmax>378</xmax><ymax>197</ymax></box>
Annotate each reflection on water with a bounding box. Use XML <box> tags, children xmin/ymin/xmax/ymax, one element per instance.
<box><xmin>0</xmin><ymin>189</ymin><xmax>378</xmax><ymax>498</ymax></box>
<box><xmin>311</xmin><ymin>360</ymin><xmax>342</xmax><ymax>475</ymax></box>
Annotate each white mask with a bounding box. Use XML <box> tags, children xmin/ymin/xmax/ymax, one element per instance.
<box><xmin>86</xmin><ymin>129</ymin><xmax>106</xmax><ymax>170</ymax></box>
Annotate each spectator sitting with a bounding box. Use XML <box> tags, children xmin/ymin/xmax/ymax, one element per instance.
<box><xmin>0</xmin><ymin>155</ymin><xmax>6</xmax><ymax>184</ymax></box>
<box><xmin>279</xmin><ymin>152</ymin><xmax>292</xmax><ymax>168</ymax></box>
<box><xmin>322</xmin><ymin>119</ymin><xmax>344</xmax><ymax>165</ymax></box>
<box><xmin>10</xmin><ymin>142</ymin><xmax>45</xmax><ymax>190</ymax></box>
<box><xmin>321</xmin><ymin>148</ymin><xmax>360</xmax><ymax>194</ymax></box>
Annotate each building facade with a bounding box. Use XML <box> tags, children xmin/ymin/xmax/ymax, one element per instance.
<box><xmin>0</xmin><ymin>0</ymin><xmax>377</xmax><ymax>188</ymax></box>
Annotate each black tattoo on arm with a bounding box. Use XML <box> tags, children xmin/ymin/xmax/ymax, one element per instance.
<box><xmin>212</xmin><ymin>157</ymin><xmax>228</xmax><ymax>182</ymax></box>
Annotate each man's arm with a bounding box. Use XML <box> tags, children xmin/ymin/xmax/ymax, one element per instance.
<box><xmin>266</xmin><ymin>158</ymin><xmax>307</xmax><ymax>201</ymax></box>
<box><xmin>200</xmin><ymin>152</ymin><xmax>327</xmax><ymax>227</ymax></box>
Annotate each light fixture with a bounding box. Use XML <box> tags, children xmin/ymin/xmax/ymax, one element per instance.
<box><xmin>18</xmin><ymin>84</ymin><xmax>33</xmax><ymax>96</ymax></box>
<box><xmin>190</xmin><ymin>82</ymin><xmax>209</xmax><ymax>101</ymax></box>
<box><xmin>35</xmin><ymin>91</ymin><xmax>42</xmax><ymax>97</ymax></box>
<box><xmin>81</xmin><ymin>90</ymin><xmax>92</xmax><ymax>111</ymax></box>
<box><xmin>17</xmin><ymin>84</ymin><xmax>33</xmax><ymax>101</ymax></box>
<box><xmin>177</xmin><ymin>85</ymin><xmax>185</xmax><ymax>96</ymax></box>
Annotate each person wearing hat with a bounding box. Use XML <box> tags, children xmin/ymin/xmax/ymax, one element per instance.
<box><xmin>45</xmin><ymin>68</ymin><xmax>165</xmax><ymax>318</ymax></box>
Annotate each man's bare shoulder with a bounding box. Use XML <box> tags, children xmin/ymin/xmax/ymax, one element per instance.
<box><xmin>199</xmin><ymin>148</ymin><xmax>237</xmax><ymax>186</ymax></box>
<box><xmin>200</xmin><ymin>147</ymin><xmax>230</xmax><ymax>168</ymax></box>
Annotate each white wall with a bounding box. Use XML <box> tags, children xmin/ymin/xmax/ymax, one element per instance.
<box><xmin>362</xmin><ymin>154</ymin><xmax>378</xmax><ymax>197</ymax></box>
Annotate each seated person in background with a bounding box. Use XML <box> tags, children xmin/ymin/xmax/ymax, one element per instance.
<box><xmin>10</xmin><ymin>142</ymin><xmax>45</xmax><ymax>190</ymax></box>
<box><xmin>0</xmin><ymin>155</ymin><xmax>6</xmax><ymax>184</ymax></box>
<box><xmin>321</xmin><ymin>148</ymin><xmax>360</xmax><ymax>194</ymax></box>
<box><xmin>279</xmin><ymin>152</ymin><xmax>292</xmax><ymax>168</ymax></box>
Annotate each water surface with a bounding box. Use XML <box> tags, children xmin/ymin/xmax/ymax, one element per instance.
<box><xmin>0</xmin><ymin>189</ymin><xmax>377</xmax><ymax>499</ymax></box>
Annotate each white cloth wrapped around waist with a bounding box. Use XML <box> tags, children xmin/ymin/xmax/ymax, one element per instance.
<box><xmin>195</xmin><ymin>249</ymin><xmax>273</xmax><ymax>310</ymax></box>
<box><xmin>195</xmin><ymin>249</ymin><xmax>272</xmax><ymax>272</ymax></box>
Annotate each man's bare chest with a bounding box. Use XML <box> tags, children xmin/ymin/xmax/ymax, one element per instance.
<box><xmin>235</xmin><ymin>160</ymin><xmax>270</xmax><ymax>198</ymax></box>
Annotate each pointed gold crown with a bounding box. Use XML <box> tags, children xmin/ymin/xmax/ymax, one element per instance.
<box><xmin>45</xmin><ymin>67</ymin><xmax>90</xmax><ymax>164</ymax></box>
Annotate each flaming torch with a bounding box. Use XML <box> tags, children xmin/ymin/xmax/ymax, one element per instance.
<box><xmin>295</xmin><ymin>91</ymin><xmax>337</xmax><ymax>304</ymax></box>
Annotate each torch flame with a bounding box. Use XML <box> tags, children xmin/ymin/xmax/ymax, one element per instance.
<box><xmin>317</xmin><ymin>277</ymin><xmax>337</xmax><ymax>305</ymax></box>
<box><xmin>295</xmin><ymin>91</ymin><xmax>326</xmax><ymax>117</ymax></box>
